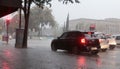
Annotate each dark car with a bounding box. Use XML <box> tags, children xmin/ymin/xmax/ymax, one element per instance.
<box><xmin>51</xmin><ymin>31</ymin><xmax>100</xmax><ymax>55</ymax></box>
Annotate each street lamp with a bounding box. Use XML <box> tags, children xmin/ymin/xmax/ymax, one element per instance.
<box><xmin>5</xmin><ymin>16</ymin><xmax>11</xmax><ymax>44</ymax></box>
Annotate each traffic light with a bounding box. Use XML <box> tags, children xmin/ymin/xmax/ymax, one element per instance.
<box><xmin>5</xmin><ymin>16</ymin><xmax>11</xmax><ymax>25</ymax></box>
<box><xmin>5</xmin><ymin>16</ymin><xmax>11</xmax><ymax>44</ymax></box>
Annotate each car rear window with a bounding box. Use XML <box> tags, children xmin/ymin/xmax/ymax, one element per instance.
<box><xmin>68</xmin><ymin>33</ymin><xmax>83</xmax><ymax>38</ymax></box>
<box><xmin>116</xmin><ymin>36</ymin><xmax>120</xmax><ymax>40</ymax></box>
<box><xmin>84</xmin><ymin>34</ymin><xmax>97</xmax><ymax>38</ymax></box>
<box><xmin>85</xmin><ymin>34</ymin><xmax>91</xmax><ymax>37</ymax></box>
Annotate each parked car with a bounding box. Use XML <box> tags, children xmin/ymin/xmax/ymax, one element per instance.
<box><xmin>51</xmin><ymin>31</ymin><xmax>100</xmax><ymax>55</ymax></box>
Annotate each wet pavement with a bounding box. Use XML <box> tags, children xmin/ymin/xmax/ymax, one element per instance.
<box><xmin>0</xmin><ymin>39</ymin><xmax>120</xmax><ymax>69</ymax></box>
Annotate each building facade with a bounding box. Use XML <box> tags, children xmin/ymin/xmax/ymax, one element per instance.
<box><xmin>69</xmin><ymin>18</ymin><xmax>120</xmax><ymax>35</ymax></box>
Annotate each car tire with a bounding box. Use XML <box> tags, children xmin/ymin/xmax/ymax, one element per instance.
<box><xmin>109</xmin><ymin>45</ymin><xmax>115</xmax><ymax>50</ymax></box>
<box><xmin>101</xmin><ymin>49</ymin><xmax>107</xmax><ymax>52</ymax></box>
<box><xmin>51</xmin><ymin>43</ymin><xmax>57</xmax><ymax>51</ymax></box>
<box><xmin>90</xmin><ymin>50</ymin><xmax>99</xmax><ymax>55</ymax></box>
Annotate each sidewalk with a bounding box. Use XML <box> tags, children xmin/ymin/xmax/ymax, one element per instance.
<box><xmin>0</xmin><ymin>39</ymin><xmax>55</xmax><ymax>69</ymax></box>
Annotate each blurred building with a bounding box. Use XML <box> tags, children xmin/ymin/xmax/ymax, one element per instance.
<box><xmin>69</xmin><ymin>18</ymin><xmax>120</xmax><ymax>35</ymax></box>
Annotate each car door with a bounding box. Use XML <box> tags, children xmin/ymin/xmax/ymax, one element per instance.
<box><xmin>65</xmin><ymin>33</ymin><xmax>78</xmax><ymax>46</ymax></box>
<box><xmin>57</xmin><ymin>33</ymin><xmax>68</xmax><ymax>49</ymax></box>
<box><xmin>63</xmin><ymin>32</ymin><xmax>81</xmax><ymax>49</ymax></box>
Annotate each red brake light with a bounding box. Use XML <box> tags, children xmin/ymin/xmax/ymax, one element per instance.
<box><xmin>80</xmin><ymin>38</ymin><xmax>86</xmax><ymax>44</ymax></box>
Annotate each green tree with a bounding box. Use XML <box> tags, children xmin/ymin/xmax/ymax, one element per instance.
<box><xmin>9</xmin><ymin>13</ymin><xmax>24</xmax><ymax>34</ymax></box>
<box><xmin>0</xmin><ymin>19</ymin><xmax>4</xmax><ymax>34</ymax></box>
<box><xmin>21</xmin><ymin>0</ymin><xmax>80</xmax><ymax>48</ymax></box>
<box><xmin>29</xmin><ymin>6</ymin><xmax>56</xmax><ymax>31</ymax></box>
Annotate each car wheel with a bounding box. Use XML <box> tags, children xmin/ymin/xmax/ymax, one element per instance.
<box><xmin>51</xmin><ymin>43</ymin><xmax>57</xmax><ymax>51</ymax></box>
<box><xmin>90</xmin><ymin>50</ymin><xmax>99</xmax><ymax>55</ymax></box>
<box><xmin>101</xmin><ymin>49</ymin><xmax>107</xmax><ymax>52</ymax></box>
<box><xmin>109</xmin><ymin>45</ymin><xmax>115</xmax><ymax>50</ymax></box>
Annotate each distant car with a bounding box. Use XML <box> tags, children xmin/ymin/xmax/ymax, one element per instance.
<box><xmin>93</xmin><ymin>32</ymin><xmax>109</xmax><ymax>52</ymax></box>
<box><xmin>111</xmin><ymin>34</ymin><xmax>120</xmax><ymax>47</ymax></box>
<box><xmin>107</xmin><ymin>36</ymin><xmax>116</xmax><ymax>49</ymax></box>
<box><xmin>51</xmin><ymin>31</ymin><xmax>100</xmax><ymax>55</ymax></box>
<box><xmin>99</xmin><ymin>38</ymin><xmax>109</xmax><ymax>51</ymax></box>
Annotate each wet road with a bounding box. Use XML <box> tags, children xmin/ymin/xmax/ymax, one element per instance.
<box><xmin>0</xmin><ymin>39</ymin><xmax>120</xmax><ymax>69</ymax></box>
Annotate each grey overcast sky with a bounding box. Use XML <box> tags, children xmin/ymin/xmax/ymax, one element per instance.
<box><xmin>51</xmin><ymin>0</ymin><xmax>120</xmax><ymax>25</ymax></box>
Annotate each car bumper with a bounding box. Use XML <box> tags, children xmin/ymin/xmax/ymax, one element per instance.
<box><xmin>82</xmin><ymin>46</ymin><xmax>100</xmax><ymax>52</ymax></box>
<box><xmin>100</xmin><ymin>44</ymin><xmax>109</xmax><ymax>49</ymax></box>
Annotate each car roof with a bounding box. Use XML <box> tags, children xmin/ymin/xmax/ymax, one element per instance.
<box><xmin>112</xmin><ymin>34</ymin><xmax>120</xmax><ymax>36</ymax></box>
<box><xmin>64</xmin><ymin>31</ymin><xmax>83</xmax><ymax>34</ymax></box>
<box><xmin>65</xmin><ymin>31</ymin><xmax>81</xmax><ymax>33</ymax></box>
<box><xmin>65</xmin><ymin>31</ymin><xmax>94</xmax><ymax>34</ymax></box>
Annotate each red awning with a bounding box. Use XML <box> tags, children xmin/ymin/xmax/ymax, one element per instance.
<box><xmin>0</xmin><ymin>6</ymin><xmax>18</xmax><ymax>17</ymax></box>
<box><xmin>0</xmin><ymin>0</ymin><xmax>22</xmax><ymax>18</ymax></box>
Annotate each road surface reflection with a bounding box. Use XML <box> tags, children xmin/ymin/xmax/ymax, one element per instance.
<box><xmin>77</xmin><ymin>54</ymin><xmax>102</xmax><ymax>69</ymax></box>
<box><xmin>2</xmin><ymin>61</ymin><xmax>10</xmax><ymax>69</ymax></box>
<box><xmin>2</xmin><ymin>50</ymin><xmax>11</xmax><ymax>69</ymax></box>
<box><xmin>77</xmin><ymin>56</ymin><xmax>87</xmax><ymax>69</ymax></box>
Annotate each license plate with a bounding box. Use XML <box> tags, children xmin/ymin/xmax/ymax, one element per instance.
<box><xmin>91</xmin><ymin>47</ymin><xmax>97</xmax><ymax>50</ymax></box>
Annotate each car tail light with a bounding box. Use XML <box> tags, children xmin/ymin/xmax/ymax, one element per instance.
<box><xmin>80</xmin><ymin>38</ymin><xmax>86</xmax><ymax>44</ymax></box>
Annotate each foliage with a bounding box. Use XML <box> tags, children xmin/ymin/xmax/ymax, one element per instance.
<box><xmin>29</xmin><ymin>6</ymin><xmax>56</xmax><ymax>31</ymax></box>
<box><xmin>8</xmin><ymin>14</ymin><xmax>19</xmax><ymax>34</ymax></box>
<box><xmin>0</xmin><ymin>19</ymin><xmax>4</xmax><ymax>33</ymax></box>
<box><xmin>9</xmin><ymin>6</ymin><xmax>56</xmax><ymax>34</ymax></box>
<box><xmin>9</xmin><ymin>13</ymin><xmax>24</xmax><ymax>34</ymax></box>
<box><xmin>32</xmin><ymin>0</ymin><xmax>80</xmax><ymax>8</ymax></box>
